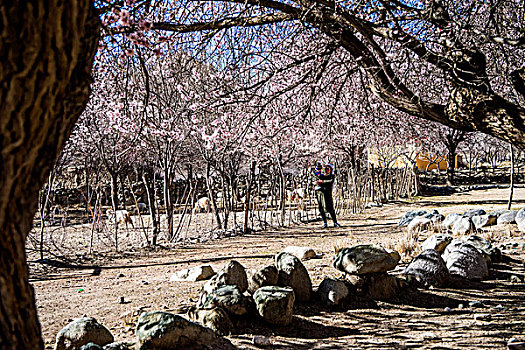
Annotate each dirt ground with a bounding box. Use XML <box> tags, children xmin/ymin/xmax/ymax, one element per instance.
<box><xmin>31</xmin><ymin>187</ymin><xmax>525</xmax><ymax>349</ymax></box>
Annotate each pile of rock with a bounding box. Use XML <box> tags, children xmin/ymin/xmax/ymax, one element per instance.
<box><xmin>399</xmin><ymin>206</ymin><xmax>525</xmax><ymax>236</ymax></box>
<box><xmin>403</xmin><ymin>233</ymin><xmax>501</xmax><ymax>287</ymax></box>
<box><xmin>188</xmin><ymin>252</ymin><xmax>312</xmax><ymax>334</ymax></box>
<box><xmin>53</xmin><ymin>236</ymin><xmax>508</xmax><ymax>349</ymax></box>
<box><xmin>398</xmin><ymin>209</ymin><xmax>445</xmax><ymax>232</ymax></box>
<box><xmin>332</xmin><ymin>244</ymin><xmax>405</xmax><ymax>300</ymax></box>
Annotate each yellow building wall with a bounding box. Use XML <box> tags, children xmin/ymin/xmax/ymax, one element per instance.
<box><xmin>416</xmin><ymin>154</ymin><xmax>459</xmax><ymax>171</ymax></box>
<box><xmin>367</xmin><ymin>148</ymin><xmax>459</xmax><ymax>171</ymax></box>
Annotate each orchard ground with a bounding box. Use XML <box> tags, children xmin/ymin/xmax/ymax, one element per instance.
<box><xmin>31</xmin><ymin>187</ymin><xmax>525</xmax><ymax>349</ymax></box>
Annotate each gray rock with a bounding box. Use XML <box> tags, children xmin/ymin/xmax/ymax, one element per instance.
<box><xmin>443</xmin><ymin>213</ymin><xmax>462</xmax><ymax>230</ymax></box>
<box><xmin>508</xmin><ymin>338</ymin><xmax>525</xmax><ymax>350</ymax></box>
<box><xmin>247</xmin><ymin>265</ymin><xmax>279</xmax><ymax>295</ymax></box>
<box><xmin>78</xmin><ymin>344</ymin><xmax>102</xmax><ymax>350</ymax></box>
<box><xmin>430</xmin><ymin>214</ymin><xmax>445</xmax><ymax>225</ymax></box>
<box><xmin>404</xmin><ymin>249</ymin><xmax>450</xmax><ymax>287</ymax></box>
<box><xmin>170</xmin><ymin>265</ymin><xmax>215</xmax><ymax>282</ymax></box>
<box><xmin>498</xmin><ymin>210</ymin><xmax>518</xmax><ymax>225</ymax></box>
<box><xmin>345</xmin><ymin>273</ymin><xmax>404</xmax><ymax>300</ymax></box>
<box><xmin>516</xmin><ymin>208</ymin><xmax>525</xmax><ymax>225</ymax></box>
<box><xmin>421</xmin><ymin>210</ymin><xmax>443</xmax><ymax>226</ymax></box>
<box><xmin>463</xmin><ymin>209</ymin><xmax>486</xmax><ymax>218</ymax></box>
<box><xmin>253</xmin><ymin>286</ymin><xmax>295</xmax><ymax>326</ymax></box>
<box><xmin>198</xmin><ymin>260</ymin><xmax>248</xmax><ymax>307</ymax></box>
<box><xmin>488</xmin><ymin>209</ymin><xmax>512</xmax><ymax>217</ymax></box>
<box><xmin>333</xmin><ymin>244</ymin><xmax>400</xmax><ymax>275</ymax></box>
<box><xmin>469</xmin><ymin>300</ymin><xmax>483</xmax><ymax>308</ymax></box>
<box><xmin>398</xmin><ymin>210</ymin><xmax>427</xmax><ymax>227</ymax></box>
<box><xmin>275</xmin><ymin>252</ymin><xmax>312</xmax><ymax>302</ymax></box>
<box><xmin>471</xmin><ymin>214</ymin><xmax>498</xmax><ymax>229</ymax></box>
<box><xmin>519</xmin><ymin>221</ymin><xmax>525</xmax><ymax>233</ymax></box>
<box><xmin>420</xmin><ymin>234</ymin><xmax>452</xmax><ymax>253</ymax></box>
<box><xmin>510</xmin><ymin>275</ymin><xmax>522</xmax><ymax>283</ymax></box>
<box><xmin>452</xmin><ymin>216</ymin><xmax>475</xmax><ymax>235</ymax></box>
<box><xmin>317</xmin><ymin>278</ymin><xmax>351</xmax><ymax>307</ymax></box>
<box><xmin>251</xmin><ymin>336</ymin><xmax>272</xmax><ymax>347</ymax></box>
<box><xmin>461</xmin><ymin>235</ymin><xmax>501</xmax><ymax>264</ymax></box>
<box><xmin>473</xmin><ymin>313</ymin><xmax>492</xmax><ymax>321</ymax></box>
<box><xmin>103</xmin><ymin>343</ymin><xmax>130</xmax><ymax>350</ymax></box>
<box><xmin>135</xmin><ymin>311</ymin><xmax>234</xmax><ymax>350</ymax></box>
<box><xmin>200</xmin><ymin>285</ymin><xmax>250</xmax><ymax>316</ymax></box>
<box><xmin>407</xmin><ymin>217</ymin><xmax>432</xmax><ymax>232</ymax></box>
<box><xmin>55</xmin><ymin>317</ymin><xmax>114</xmax><ymax>350</ymax></box>
<box><xmin>442</xmin><ymin>241</ymin><xmax>489</xmax><ymax>280</ymax></box>
<box><xmin>282</xmin><ymin>246</ymin><xmax>318</xmax><ymax>260</ymax></box>
<box><xmin>423</xmin><ymin>209</ymin><xmax>440</xmax><ymax>218</ymax></box>
<box><xmin>187</xmin><ymin>307</ymin><xmax>233</xmax><ymax>336</ymax></box>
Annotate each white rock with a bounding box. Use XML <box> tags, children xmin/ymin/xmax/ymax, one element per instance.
<box><xmin>407</xmin><ymin>217</ymin><xmax>432</xmax><ymax>232</ymax></box>
<box><xmin>282</xmin><ymin>246</ymin><xmax>317</xmax><ymax>260</ymax></box>
<box><xmin>252</xmin><ymin>335</ymin><xmax>272</xmax><ymax>346</ymax></box>
<box><xmin>170</xmin><ymin>265</ymin><xmax>215</xmax><ymax>282</ymax></box>
<box><xmin>421</xmin><ymin>331</ymin><xmax>437</xmax><ymax>339</ymax></box>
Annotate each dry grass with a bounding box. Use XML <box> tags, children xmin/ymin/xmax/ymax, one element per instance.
<box><xmin>385</xmin><ymin>228</ymin><xmax>421</xmax><ymax>262</ymax></box>
<box><xmin>332</xmin><ymin>234</ymin><xmax>357</xmax><ymax>255</ymax></box>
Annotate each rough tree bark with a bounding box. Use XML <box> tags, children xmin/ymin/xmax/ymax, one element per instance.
<box><xmin>0</xmin><ymin>1</ymin><xmax>99</xmax><ymax>348</ymax></box>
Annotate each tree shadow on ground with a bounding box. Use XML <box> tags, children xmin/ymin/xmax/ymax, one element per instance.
<box><xmin>28</xmin><ymin>253</ymin><xmax>275</xmax><ymax>282</ymax></box>
<box><xmin>386</xmin><ymin>287</ymin><xmax>465</xmax><ymax>309</ymax></box>
<box><xmin>234</xmin><ymin>315</ymin><xmax>358</xmax><ymax>340</ymax></box>
<box><xmin>292</xmin><ymin>296</ymin><xmax>379</xmax><ymax>318</ymax></box>
<box><xmin>444</xmin><ymin>276</ymin><xmax>494</xmax><ymax>290</ymax></box>
<box><xmin>488</xmin><ymin>268</ymin><xmax>524</xmax><ymax>281</ymax></box>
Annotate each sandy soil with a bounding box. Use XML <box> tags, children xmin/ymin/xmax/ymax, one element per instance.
<box><xmin>31</xmin><ymin>187</ymin><xmax>525</xmax><ymax>349</ymax></box>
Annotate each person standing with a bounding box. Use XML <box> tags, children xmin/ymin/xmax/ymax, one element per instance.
<box><xmin>313</xmin><ymin>163</ymin><xmax>340</xmax><ymax>228</ymax></box>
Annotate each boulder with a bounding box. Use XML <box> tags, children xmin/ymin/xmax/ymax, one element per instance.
<box><xmin>78</xmin><ymin>344</ymin><xmax>102</xmax><ymax>350</ymax></box>
<box><xmin>442</xmin><ymin>241</ymin><xmax>489</xmax><ymax>280</ymax></box>
<box><xmin>422</xmin><ymin>210</ymin><xmax>444</xmax><ymax>224</ymax></box>
<box><xmin>398</xmin><ymin>210</ymin><xmax>427</xmax><ymax>227</ymax></box>
<box><xmin>452</xmin><ymin>216</ymin><xmax>474</xmax><ymax>235</ymax></box>
<box><xmin>420</xmin><ymin>234</ymin><xmax>452</xmax><ymax>253</ymax></box>
<box><xmin>282</xmin><ymin>246</ymin><xmax>317</xmax><ymax>260</ymax></box>
<box><xmin>135</xmin><ymin>311</ymin><xmax>234</xmax><ymax>350</ymax></box>
<box><xmin>55</xmin><ymin>317</ymin><xmax>114</xmax><ymax>350</ymax></box>
<box><xmin>187</xmin><ymin>307</ymin><xmax>233</xmax><ymax>336</ymax></box>
<box><xmin>460</xmin><ymin>235</ymin><xmax>501</xmax><ymax>265</ymax></box>
<box><xmin>333</xmin><ymin>244</ymin><xmax>400</xmax><ymax>275</ymax></box>
<box><xmin>200</xmin><ymin>285</ymin><xmax>250</xmax><ymax>316</ymax></box>
<box><xmin>443</xmin><ymin>213</ymin><xmax>462</xmax><ymax>230</ymax></box>
<box><xmin>253</xmin><ymin>286</ymin><xmax>295</xmax><ymax>326</ymax></box>
<box><xmin>471</xmin><ymin>214</ymin><xmax>498</xmax><ymax>229</ymax></box>
<box><xmin>430</xmin><ymin>214</ymin><xmax>445</xmax><ymax>225</ymax></box>
<box><xmin>463</xmin><ymin>209</ymin><xmax>486</xmax><ymax>218</ymax></box>
<box><xmin>515</xmin><ymin>208</ymin><xmax>525</xmax><ymax>225</ymax></box>
<box><xmin>519</xmin><ymin>220</ymin><xmax>525</xmax><ymax>233</ymax></box>
<box><xmin>497</xmin><ymin>210</ymin><xmax>518</xmax><ymax>225</ymax></box>
<box><xmin>317</xmin><ymin>278</ymin><xmax>351</xmax><ymax>307</ymax></box>
<box><xmin>198</xmin><ymin>260</ymin><xmax>247</xmax><ymax>307</ymax></box>
<box><xmin>404</xmin><ymin>249</ymin><xmax>450</xmax><ymax>287</ymax></box>
<box><xmin>423</xmin><ymin>209</ymin><xmax>440</xmax><ymax>219</ymax></box>
<box><xmin>488</xmin><ymin>209</ymin><xmax>512</xmax><ymax>218</ymax></box>
<box><xmin>247</xmin><ymin>265</ymin><xmax>279</xmax><ymax>295</ymax></box>
<box><xmin>345</xmin><ymin>273</ymin><xmax>404</xmax><ymax>300</ymax></box>
<box><xmin>170</xmin><ymin>265</ymin><xmax>215</xmax><ymax>282</ymax></box>
<box><xmin>275</xmin><ymin>252</ymin><xmax>312</xmax><ymax>302</ymax></box>
<box><xmin>407</xmin><ymin>217</ymin><xmax>432</xmax><ymax>232</ymax></box>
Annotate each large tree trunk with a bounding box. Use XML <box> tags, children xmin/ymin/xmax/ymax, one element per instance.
<box><xmin>0</xmin><ymin>1</ymin><xmax>99</xmax><ymax>349</ymax></box>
